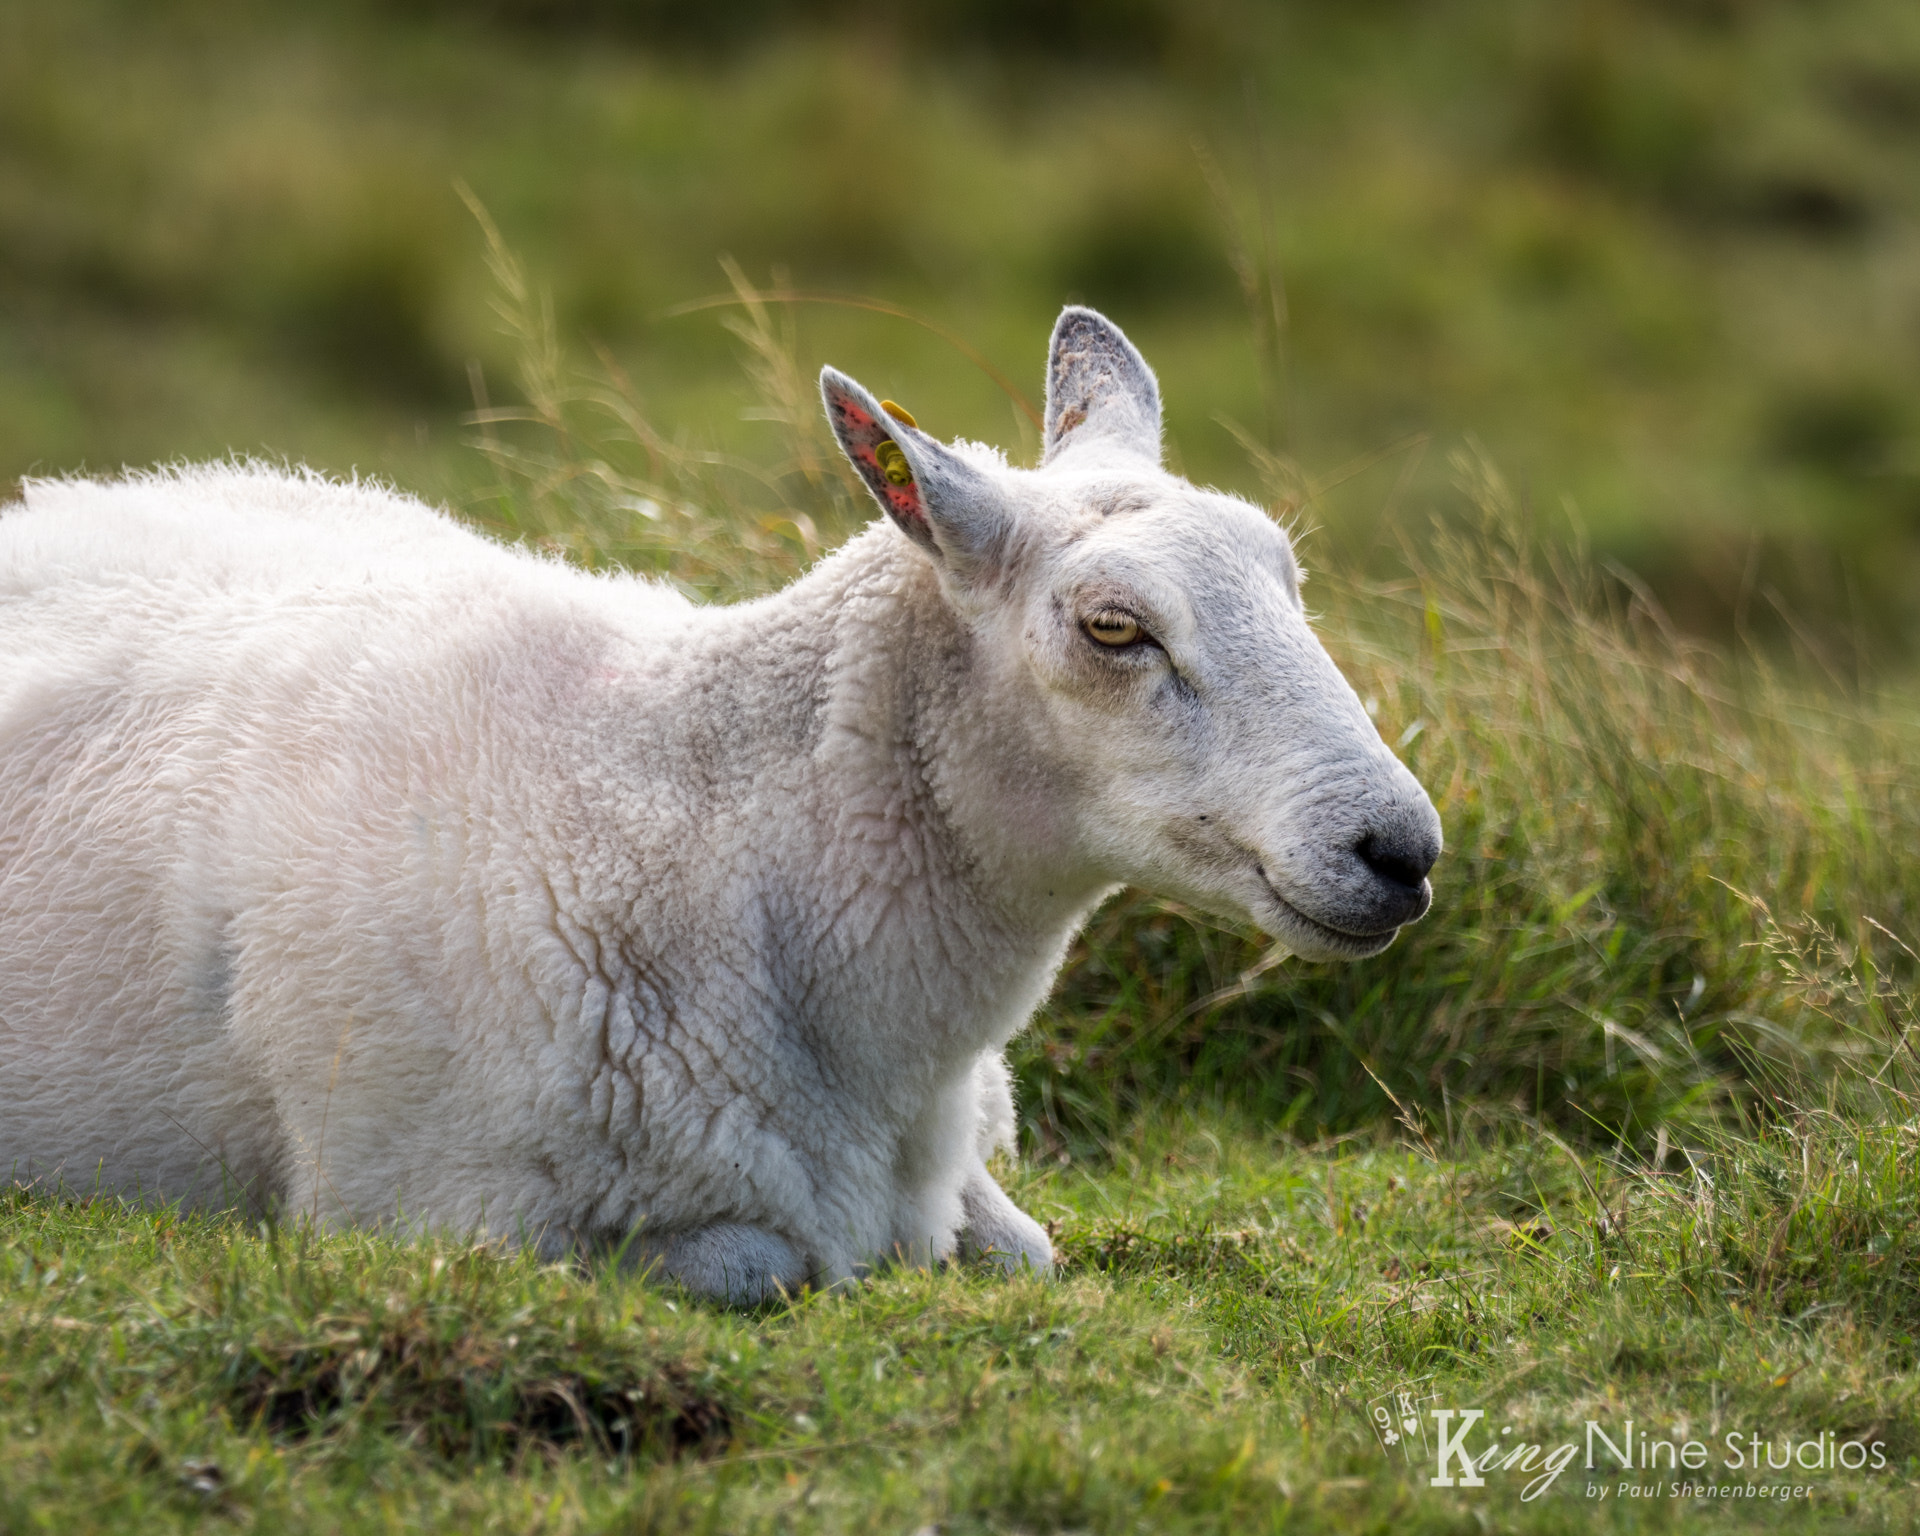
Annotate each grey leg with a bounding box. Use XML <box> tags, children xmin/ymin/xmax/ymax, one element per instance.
<box><xmin>956</xmin><ymin>1159</ymin><xmax>1054</xmax><ymax>1276</ymax></box>
<box><xmin>651</xmin><ymin>1222</ymin><xmax>808</xmax><ymax>1306</ymax></box>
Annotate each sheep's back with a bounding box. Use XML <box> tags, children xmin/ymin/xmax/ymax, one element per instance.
<box><xmin>0</xmin><ymin>463</ymin><xmax>693</xmax><ymax>1207</ymax></box>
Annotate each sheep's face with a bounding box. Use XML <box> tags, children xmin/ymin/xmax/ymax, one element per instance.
<box><xmin>1006</xmin><ymin>474</ymin><xmax>1437</xmax><ymax>960</ymax></box>
<box><xmin>822</xmin><ymin>309</ymin><xmax>1440</xmax><ymax>962</ymax></box>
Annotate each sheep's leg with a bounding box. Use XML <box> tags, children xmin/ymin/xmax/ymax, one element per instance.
<box><xmin>649</xmin><ymin>1223</ymin><xmax>807</xmax><ymax>1306</ymax></box>
<box><xmin>956</xmin><ymin>1160</ymin><xmax>1054</xmax><ymax>1276</ymax></box>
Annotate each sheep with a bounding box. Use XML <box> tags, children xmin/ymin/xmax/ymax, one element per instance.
<box><xmin>0</xmin><ymin>307</ymin><xmax>1440</xmax><ymax>1303</ymax></box>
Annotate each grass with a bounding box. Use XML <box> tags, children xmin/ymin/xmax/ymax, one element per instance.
<box><xmin>1020</xmin><ymin>460</ymin><xmax>1920</xmax><ymax>1150</ymax></box>
<box><xmin>7</xmin><ymin>1107</ymin><xmax>1920</xmax><ymax>1532</ymax></box>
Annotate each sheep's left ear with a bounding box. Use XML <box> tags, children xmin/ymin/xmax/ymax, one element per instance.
<box><xmin>1042</xmin><ymin>306</ymin><xmax>1162</xmax><ymax>466</ymax></box>
<box><xmin>820</xmin><ymin>367</ymin><xmax>1011</xmax><ymax>581</ymax></box>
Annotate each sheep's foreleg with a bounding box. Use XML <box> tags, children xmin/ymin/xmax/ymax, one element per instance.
<box><xmin>956</xmin><ymin>1160</ymin><xmax>1054</xmax><ymax>1276</ymax></box>
<box><xmin>650</xmin><ymin>1223</ymin><xmax>808</xmax><ymax>1306</ymax></box>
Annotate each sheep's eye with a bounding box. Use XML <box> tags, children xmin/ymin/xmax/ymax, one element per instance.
<box><xmin>1084</xmin><ymin>609</ymin><xmax>1143</xmax><ymax>647</ymax></box>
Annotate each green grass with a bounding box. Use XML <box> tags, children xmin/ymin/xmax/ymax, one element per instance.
<box><xmin>7</xmin><ymin>1109</ymin><xmax>1920</xmax><ymax>1532</ymax></box>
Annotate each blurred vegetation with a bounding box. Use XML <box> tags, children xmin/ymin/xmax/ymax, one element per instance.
<box><xmin>7</xmin><ymin>0</ymin><xmax>1920</xmax><ymax>649</ymax></box>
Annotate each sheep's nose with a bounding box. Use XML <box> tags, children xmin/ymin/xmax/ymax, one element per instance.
<box><xmin>1353</xmin><ymin>804</ymin><xmax>1440</xmax><ymax>894</ymax></box>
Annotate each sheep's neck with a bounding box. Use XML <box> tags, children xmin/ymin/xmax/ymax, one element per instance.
<box><xmin>768</xmin><ymin>527</ymin><xmax>1106</xmax><ymax>1060</ymax></box>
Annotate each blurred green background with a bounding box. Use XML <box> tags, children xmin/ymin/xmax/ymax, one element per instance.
<box><xmin>6</xmin><ymin>0</ymin><xmax>1920</xmax><ymax>648</ymax></box>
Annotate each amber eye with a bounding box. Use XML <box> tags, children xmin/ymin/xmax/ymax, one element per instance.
<box><xmin>1084</xmin><ymin>609</ymin><xmax>1143</xmax><ymax>647</ymax></box>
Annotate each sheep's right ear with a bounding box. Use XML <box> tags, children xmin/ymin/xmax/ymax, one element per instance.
<box><xmin>820</xmin><ymin>367</ymin><xmax>1011</xmax><ymax>581</ymax></box>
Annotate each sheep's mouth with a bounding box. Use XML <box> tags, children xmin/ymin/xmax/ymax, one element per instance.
<box><xmin>1254</xmin><ymin>865</ymin><xmax>1400</xmax><ymax>962</ymax></box>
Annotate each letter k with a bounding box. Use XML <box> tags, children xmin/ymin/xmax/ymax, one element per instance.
<box><xmin>1430</xmin><ymin>1408</ymin><xmax>1486</xmax><ymax>1487</ymax></box>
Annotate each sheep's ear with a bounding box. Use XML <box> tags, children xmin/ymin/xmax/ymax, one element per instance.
<box><xmin>820</xmin><ymin>367</ymin><xmax>1010</xmax><ymax>578</ymax></box>
<box><xmin>1042</xmin><ymin>306</ymin><xmax>1162</xmax><ymax>466</ymax></box>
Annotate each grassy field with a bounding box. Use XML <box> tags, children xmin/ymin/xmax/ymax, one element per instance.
<box><xmin>7</xmin><ymin>1107</ymin><xmax>1920</xmax><ymax>1532</ymax></box>
<box><xmin>9</xmin><ymin>4</ymin><xmax>1920</xmax><ymax>1528</ymax></box>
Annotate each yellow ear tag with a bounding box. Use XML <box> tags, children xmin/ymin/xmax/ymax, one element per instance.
<box><xmin>874</xmin><ymin>438</ymin><xmax>914</xmax><ymax>486</ymax></box>
<box><xmin>879</xmin><ymin>400</ymin><xmax>918</xmax><ymax>428</ymax></box>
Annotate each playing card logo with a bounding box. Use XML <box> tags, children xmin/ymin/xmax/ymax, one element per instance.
<box><xmin>1367</xmin><ymin>1383</ymin><xmax>1438</xmax><ymax>1464</ymax></box>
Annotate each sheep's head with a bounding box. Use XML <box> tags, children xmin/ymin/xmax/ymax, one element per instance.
<box><xmin>820</xmin><ymin>307</ymin><xmax>1440</xmax><ymax>962</ymax></box>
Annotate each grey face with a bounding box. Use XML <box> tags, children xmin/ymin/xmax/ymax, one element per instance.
<box><xmin>822</xmin><ymin>306</ymin><xmax>1441</xmax><ymax>962</ymax></box>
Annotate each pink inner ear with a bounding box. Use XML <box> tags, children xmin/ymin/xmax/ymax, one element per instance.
<box><xmin>856</xmin><ymin>443</ymin><xmax>926</xmax><ymax>528</ymax></box>
<box><xmin>834</xmin><ymin>394</ymin><xmax>881</xmax><ymax>435</ymax></box>
<box><xmin>831</xmin><ymin>391</ymin><xmax>929</xmax><ymax>534</ymax></box>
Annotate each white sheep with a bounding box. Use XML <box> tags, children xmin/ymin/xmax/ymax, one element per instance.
<box><xmin>0</xmin><ymin>308</ymin><xmax>1440</xmax><ymax>1303</ymax></box>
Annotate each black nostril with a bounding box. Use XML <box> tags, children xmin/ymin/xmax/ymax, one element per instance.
<box><xmin>1355</xmin><ymin>830</ymin><xmax>1434</xmax><ymax>891</ymax></box>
